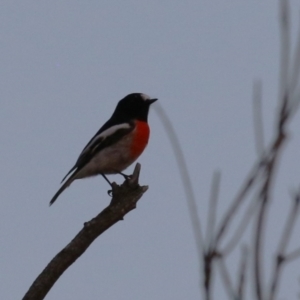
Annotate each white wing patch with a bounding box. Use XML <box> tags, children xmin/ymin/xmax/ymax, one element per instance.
<box><xmin>81</xmin><ymin>123</ymin><xmax>131</xmax><ymax>155</ymax></box>
<box><xmin>98</xmin><ymin>123</ymin><xmax>131</xmax><ymax>139</ymax></box>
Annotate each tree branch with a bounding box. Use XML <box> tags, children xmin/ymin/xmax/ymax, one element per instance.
<box><xmin>237</xmin><ymin>246</ymin><xmax>248</xmax><ymax>300</ymax></box>
<box><xmin>22</xmin><ymin>163</ymin><xmax>148</xmax><ymax>300</ymax></box>
<box><xmin>268</xmin><ymin>190</ymin><xmax>300</xmax><ymax>300</ymax></box>
<box><xmin>252</xmin><ymin>80</ymin><xmax>265</xmax><ymax>157</ymax></box>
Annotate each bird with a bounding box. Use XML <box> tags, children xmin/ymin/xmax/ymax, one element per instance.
<box><xmin>49</xmin><ymin>93</ymin><xmax>157</xmax><ymax>206</ymax></box>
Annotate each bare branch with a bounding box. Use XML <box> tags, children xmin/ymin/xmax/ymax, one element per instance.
<box><xmin>285</xmin><ymin>248</ymin><xmax>300</xmax><ymax>262</ymax></box>
<box><xmin>203</xmin><ymin>252</ymin><xmax>214</xmax><ymax>300</ymax></box>
<box><xmin>289</xmin><ymin>11</ymin><xmax>300</xmax><ymax>93</ymax></box>
<box><xmin>221</xmin><ymin>194</ymin><xmax>259</xmax><ymax>256</ymax></box>
<box><xmin>278</xmin><ymin>0</ymin><xmax>290</xmax><ymax>103</ymax></box>
<box><xmin>237</xmin><ymin>246</ymin><xmax>248</xmax><ymax>300</ymax></box>
<box><xmin>254</xmin><ymin>162</ymin><xmax>276</xmax><ymax>300</ymax></box>
<box><xmin>206</xmin><ymin>171</ymin><xmax>221</xmax><ymax>249</ymax></box>
<box><xmin>254</xmin><ymin>3</ymin><xmax>292</xmax><ymax>299</ymax></box>
<box><xmin>252</xmin><ymin>80</ymin><xmax>265</xmax><ymax>157</ymax></box>
<box><xmin>277</xmin><ymin>190</ymin><xmax>300</xmax><ymax>254</ymax></box>
<box><xmin>22</xmin><ymin>163</ymin><xmax>148</xmax><ymax>300</ymax></box>
<box><xmin>154</xmin><ymin>103</ymin><xmax>204</xmax><ymax>255</ymax></box>
<box><xmin>218</xmin><ymin>256</ymin><xmax>236</xmax><ymax>299</ymax></box>
<box><xmin>288</xmin><ymin>11</ymin><xmax>300</xmax><ymax>116</ymax></box>
<box><xmin>253</xmin><ymin>120</ymin><xmax>288</xmax><ymax>300</ymax></box>
<box><xmin>215</xmin><ymin>160</ymin><xmax>262</xmax><ymax>247</ymax></box>
<box><xmin>269</xmin><ymin>191</ymin><xmax>300</xmax><ymax>300</ymax></box>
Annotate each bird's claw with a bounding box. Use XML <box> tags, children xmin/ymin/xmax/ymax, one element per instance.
<box><xmin>124</xmin><ymin>174</ymin><xmax>132</xmax><ymax>181</ymax></box>
<box><xmin>119</xmin><ymin>172</ymin><xmax>132</xmax><ymax>181</ymax></box>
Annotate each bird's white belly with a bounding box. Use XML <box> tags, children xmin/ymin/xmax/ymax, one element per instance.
<box><xmin>75</xmin><ymin>134</ymin><xmax>135</xmax><ymax>179</ymax></box>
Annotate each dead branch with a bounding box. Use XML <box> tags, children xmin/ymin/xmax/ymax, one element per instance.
<box><xmin>206</xmin><ymin>171</ymin><xmax>221</xmax><ymax>249</ymax></box>
<box><xmin>268</xmin><ymin>191</ymin><xmax>300</xmax><ymax>300</ymax></box>
<box><xmin>237</xmin><ymin>246</ymin><xmax>248</xmax><ymax>300</ymax></box>
<box><xmin>22</xmin><ymin>163</ymin><xmax>148</xmax><ymax>300</ymax></box>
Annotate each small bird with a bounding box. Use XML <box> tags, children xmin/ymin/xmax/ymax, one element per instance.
<box><xmin>50</xmin><ymin>93</ymin><xmax>157</xmax><ymax>205</ymax></box>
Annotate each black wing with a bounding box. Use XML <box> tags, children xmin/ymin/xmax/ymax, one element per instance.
<box><xmin>60</xmin><ymin>120</ymin><xmax>134</xmax><ymax>183</ymax></box>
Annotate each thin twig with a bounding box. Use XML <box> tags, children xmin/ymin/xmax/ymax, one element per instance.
<box><xmin>254</xmin><ymin>2</ymin><xmax>291</xmax><ymax>299</ymax></box>
<box><xmin>253</xmin><ymin>108</ymin><xmax>288</xmax><ymax>300</ymax></box>
<box><xmin>252</xmin><ymin>80</ymin><xmax>265</xmax><ymax>157</ymax></box>
<box><xmin>278</xmin><ymin>0</ymin><xmax>290</xmax><ymax>104</ymax></box>
<box><xmin>221</xmin><ymin>193</ymin><xmax>260</xmax><ymax>256</ymax></box>
<box><xmin>269</xmin><ymin>191</ymin><xmax>300</xmax><ymax>300</ymax></box>
<box><xmin>277</xmin><ymin>191</ymin><xmax>300</xmax><ymax>254</ymax></box>
<box><xmin>206</xmin><ymin>171</ymin><xmax>221</xmax><ymax>250</ymax></box>
<box><xmin>203</xmin><ymin>252</ymin><xmax>214</xmax><ymax>300</ymax></box>
<box><xmin>288</xmin><ymin>10</ymin><xmax>300</xmax><ymax>115</ymax></box>
<box><xmin>285</xmin><ymin>248</ymin><xmax>300</xmax><ymax>262</ymax></box>
<box><xmin>218</xmin><ymin>256</ymin><xmax>236</xmax><ymax>299</ymax></box>
<box><xmin>254</xmin><ymin>154</ymin><xmax>280</xmax><ymax>300</ymax></box>
<box><xmin>237</xmin><ymin>246</ymin><xmax>248</xmax><ymax>300</ymax></box>
<box><xmin>215</xmin><ymin>160</ymin><xmax>262</xmax><ymax>247</ymax></box>
<box><xmin>154</xmin><ymin>104</ymin><xmax>204</xmax><ymax>255</ymax></box>
<box><xmin>289</xmin><ymin>11</ymin><xmax>300</xmax><ymax>93</ymax></box>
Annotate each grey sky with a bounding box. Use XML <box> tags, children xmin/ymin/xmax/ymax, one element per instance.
<box><xmin>1</xmin><ymin>1</ymin><xmax>300</xmax><ymax>299</ymax></box>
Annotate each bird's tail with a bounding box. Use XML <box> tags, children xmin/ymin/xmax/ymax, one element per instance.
<box><xmin>49</xmin><ymin>176</ymin><xmax>75</xmax><ymax>206</ymax></box>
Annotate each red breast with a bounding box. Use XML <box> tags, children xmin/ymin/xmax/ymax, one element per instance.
<box><xmin>130</xmin><ymin>120</ymin><xmax>150</xmax><ymax>160</ymax></box>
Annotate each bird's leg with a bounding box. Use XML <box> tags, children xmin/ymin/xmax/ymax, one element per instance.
<box><xmin>101</xmin><ymin>173</ymin><xmax>114</xmax><ymax>196</ymax></box>
<box><xmin>101</xmin><ymin>173</ymin><xmax>113</xmax><ymax>186</ymax></box>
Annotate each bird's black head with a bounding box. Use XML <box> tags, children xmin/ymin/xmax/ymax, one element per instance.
<box><xmin>113</xmin><ymin>93</ymin><xmax>158</xmax><ymax>122</ymax></box>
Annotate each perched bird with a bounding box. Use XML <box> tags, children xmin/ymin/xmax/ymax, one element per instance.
<box><xmin>50</xmin><ymin>93</ymin><xmax>157</xmax><ymax>205</ymax></box>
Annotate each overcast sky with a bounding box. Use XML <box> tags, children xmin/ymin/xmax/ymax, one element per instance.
<box><xmin>2</xmin><ymin>1</ymin><xmax>300</xmax><ymax>299</ymax></box>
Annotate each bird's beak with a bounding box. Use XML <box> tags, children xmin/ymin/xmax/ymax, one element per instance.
<box><xmin>148</xmin><ymin>98</ymin><xmax>158</xmax><ymax>105</ymax></box>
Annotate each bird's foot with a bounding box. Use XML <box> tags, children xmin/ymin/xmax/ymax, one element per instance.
<box><xmin>118</xmin><ymin>172</ymin><xmax>132</xmax><ymax>181</ymax></box>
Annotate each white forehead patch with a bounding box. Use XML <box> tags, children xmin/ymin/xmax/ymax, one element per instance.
<box><xmin>140</xmin><ymin>93</ymin><xmax>151</xmax><ymax>101</ymax></box>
